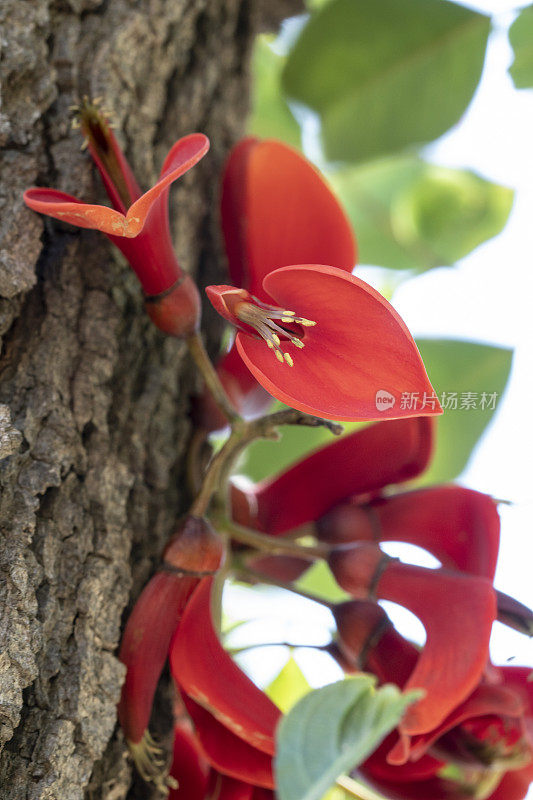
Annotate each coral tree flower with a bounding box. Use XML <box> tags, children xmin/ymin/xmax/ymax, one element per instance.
<box><xmin>24</xmin><ymin>99</ymin><xmax>208</xmax><ymax>337</ymax></box>
<box><xmin>117</xmin><ymin>516</ymin><xmax>223</xmax><ymax>791</ymax></box>
<box><xmin>169</xmin><ymin>580</ymin><xmax>280</xmax><ymax>791</ymax></box>
<box><xmin>207</xmin><ymin>265</ymin><xmax>441</xmax><ymax>422</ymax></box>
<box><xmin>205</xmin><ymin>137</ymin><xmax>442</xmax><ymax>422</ymax></box>
<box><xmin>197</xmin><ymin>136</ymin><xmax>357</xmax><ymax>430</ymax></box>
<box><xmin>231</xmin><ymin>416</ymin><xmax>434</xmax><ymax>536</ymax></box>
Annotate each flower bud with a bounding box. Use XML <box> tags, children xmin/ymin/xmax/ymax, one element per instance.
<box><xmin>163</xmin><ymin>515</ymin><xmax>224</xmax><ymax>574</ymax></box>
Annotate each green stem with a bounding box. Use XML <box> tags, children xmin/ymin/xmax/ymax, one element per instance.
<box><xmin>234</xmin><ymin>566</ymin><xmax>334</xmax><ymax>610</ymax></box>
<box><xmin>336</xmin><ymin>775</ymin><xmax>389</xmax><ymax>800</ymax></box>
<box><xmin>221</xmin><ymin>517</ymin><xmax>329</xmax><ymax>560</ymax></box>
<box><xmin>187</xmin><ymin>331</ymin><xmax>241</xmax><ymax>424</ymax></box>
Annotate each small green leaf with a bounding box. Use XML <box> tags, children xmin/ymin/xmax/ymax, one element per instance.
<box><xmin>276</xmin><ymin>676</ymin><xmax>418</xmax><ymax>800</ymax></box>
<box><xmin>267</xmin><ymin>657</ymin><xmax>312</xmax><ymax>712</ymax></box>
<box><xmin>329</xmin><ymin>156</ymin><xmax>513</xmax><ymax>272</ymax></box>
<box><xmin>282</xmin><ymin>0</ymin><xmax>490</xmax><ymax>162</ymax></box>
<box><xmin>248</xmin><ymin>35</ymin><xmax>302</xmax><ymax>148</ymax></box>
<box><xmin>509</xmin><ymin>6</ymin><xmax>533</xmax><ymax>88</ymax></box>
<box><xmin>416</xmin><ymin>339</ymin><xmax>513</xmax><ymax>485</ymax></box>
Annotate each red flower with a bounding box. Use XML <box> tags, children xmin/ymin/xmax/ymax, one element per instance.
<box><xmin>169</xmin><ymin>579</ymin><xmax>281</xmax><ymax>790</ymax></box>
<box><xmin>329</xmin><ymin>545</ymin><xmax>497</xmax><ymax>736</ymax></box>
<box><xmin>206</xmin><ymin>264</ymin><xmax>441</xmax><ymax>422</ymax></box>
<box><xmin>318</xmin><ymin>485</ymin><xmax>501</xmax><ymax>580</ymax></box>
<box><xmin>231</xmin><ymin>417</ymin><xmax>434</xmax><ymax>536</ymax></box>
<box><xmin>24</xmin><ymin>100</ymin><xmax>208</xmax><ymax>337</ymax></box>
<box><xmin>117</xmin><ymin>516</ymin><xmax>223</xmax><ymax>789</ymax></box>
<box><xmin>334</xmin><ymin>602</ymin><xmax>533</xmax><ymax>800</ymax></box>
<box><xmin>197</xmin><ymin>137</ymin><xmax>357</xmax><ymax>430</ymax></box>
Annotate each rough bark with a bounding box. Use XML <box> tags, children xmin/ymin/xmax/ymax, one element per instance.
<box><xmin>0</xmin><ymin>0</ymin><xmax>300</xmax><ymax>797</ymax></box>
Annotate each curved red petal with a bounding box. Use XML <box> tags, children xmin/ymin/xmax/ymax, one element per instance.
<box><xmin>169</xmin><ymin>722</ymin><xmax>209</xmax><ymax>800</ymax></box>
<box><xmin>117</xmin><ymin>571</ymin><xmax>199</xmax><ymax>743</ymax></box>
<box><xmin>324</xmin><ymin>486</ymin><xmax>500</xmax><ymax>579</ymax></box>
<box><xmin>24</xmin><ymin>187</ymin><xmax>128</xmax><ymax>235</ymax></box>
<box><xmin>170</xmin><ymin>580</ymin><xmax>281</xmax><ymax>754</ymax></box>
<box><xmin>86</xmin><ymin>125</ymin><xmax>142</xmax><ymax>212</ymax></box>
<box><xmin>182</xmin><ymin>695</ymin><xmax>274</xmax><ymax>789</ymax></box>
<box><xmin>125</xmin><ymin>133</ymin><xmax>210</xmax><ymax>236</ymax></box>
<box><xmin>379</xmin><ymin>563</ymin><xmax>497</xmax><ymax>736</ymax></box>
<box><xmin>221</xmin><ymin>138</ymin><xmax>356</xmax><ymax>299</ymax></box>
<box><xmin>237</xmin><ymin>265</ymin><xmax>442</xmax><ymax>421</ymax></box>
<box><xmin>209</xmin><ymin>774</ymin><xmax>254</xmax><ymax>800</ymax></box>
<box><xmin>231</xmin><ymin>417</ymin><xmax>434</xmax><ymax>536</ymax></box>
<box><xmin>363</xmin><ymin>733</ymin><xmax>444</xmax><ymax>784</ymax></box>
<box><xmin>329</xmin><ymin>547</ymin><xmax>496</xmax><ymax>735</ymax></box>
<box><xmin>390</xmin><ymin>684</ymin><xmax>526</xmax><ymax>765</ymax></box>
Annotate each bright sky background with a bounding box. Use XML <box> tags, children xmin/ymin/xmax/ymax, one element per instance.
<box><xmin>225</xmin><ymin>1</ymin><xmax>533</xmax><ymax>794</ymax></box>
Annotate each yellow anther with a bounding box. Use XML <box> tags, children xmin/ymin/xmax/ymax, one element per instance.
<box><xmin>267</xmin><ymin>340</ymin><xmax>274</xmax><ymax>349</ymax></box>
<box><xmin>292</xmin><ymin>338</ymin><xmax>305</xmax><ymax>349</ymax></box>
<box><xmin>272</xmin><ymin>334</ymin><xmax>281</xmax><ymax>345</ymax></box>
<box><xmin>281</xmin><ymin>317</ymin><xmax>295</xmax><ymax>323</ymax></box>
<box><xmin>300</xmin><ymin>319</ymin><xmax>317</xmax><ymax>327</ymax></box>
<box><xmin>275</xmin><ymin>350</ymin><xmax>284</xmax><ymax>363</ymax></box>
<box><xmin>284</xmin><ymin>353</ymin><xmax>294</xmax><ymax>366</ymax></box>
<box><xmin>282</xmin><ymin>310</ymin><xmax>296</xmax><ymax>316</ymax></box>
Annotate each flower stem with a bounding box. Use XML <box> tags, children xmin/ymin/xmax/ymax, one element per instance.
<box><xmin>221</xmin><ymin>518</ymin><xmax>329</xmax><ymax>560</ymax></box>
<box><xmin>186</xmin><ymin>332</ymin><xmax>241</xmax><ymax>424</ymax></box>
<box><xmin>233</xmin><ymin>566</ymin><xmax>334</xmax><ymax>610</ymax></box>
<box><xmin>336</xmin><ymin>775</ymin><xmax>389</xmax><ymax>800</ymax></box>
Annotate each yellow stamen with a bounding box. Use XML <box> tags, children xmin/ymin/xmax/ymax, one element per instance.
<box><xmin>275</xmin><ymin>350</ymin><xmax>284</xmax><ymax>363</ymax></box>
<box><xmin>284</xmin><ymin>353</ymin><xmax>294</xmax><ymax>366</ymax></box>
<box><xmin>300</xmin><ymin>319</ymin><xmax>317</xmax><ymax>327</ymax></box>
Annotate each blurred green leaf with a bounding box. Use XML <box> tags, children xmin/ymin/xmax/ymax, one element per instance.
<box><xmin>276</xmin><ymin>675</ymin><xmax>418</xmax><ymax>800</ymax></box>
<box><xmin>282</xmin><ymin>0</ymin><xmax>490</xmax><ymax>162</ymax></box>
<box><xmin>267</xmin><ymin>657</ymin><xmax>312</xmax><ymax>712</ymax></box>
<box><xmin>416</xmin><ymin>339</ymin><xmax>513</xmax><ymax>485</ymax></box>
<box><xmin>248</xmin><ymin>35</ymin><xmax>302</xmax><ymax>148</ymax></box>
<box><xmin>329</xmin><ymin>157</ymin><xmax>513</xmax><ymax>272</ymax></box>
<box><xmin>296</xmin><ymin>561</ymin><xmax>349</xmax><ymax>604</ymax></box>
<box><xmin>509</xmin><ymin>5</ymin><xmax>533</xmax><ymax>88</ymax></box>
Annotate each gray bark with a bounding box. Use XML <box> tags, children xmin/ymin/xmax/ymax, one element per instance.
<box><xmin>0</xmin><ymin>0</ymin><xmax>299</xmax><ymax>796</ymax></box>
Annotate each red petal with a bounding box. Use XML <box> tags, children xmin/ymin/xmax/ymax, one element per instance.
<box><xmin>231</xmin><ymin>418</ymin><xmax>434</xmax><ymax>536</ymax></box>
<box><xmin>117</xmin><ymin>571</ymin><xmax>199</xmax><ymax>743</ymax></box>
<box><xmin>329</xmin><ymin>546</ymin><xmax>496</xmax><ymax>735</ymax></box>
<box><xmin>86</xmin><ymin>124</ymin><xmax>142</xmax><ymax>212</ymax></box>
<box><xmin>363</xmin><ymin>732</ymin><xmax>444</xmax><ymax>784</ymax></box>
<box><xmin>322</xmin><ymin>487</ymin><xmax>500</xmax><ymax>580</ymax></box>
<box><xmin>390</xmin><ymin>684</ymin><xmax>526</xmax><ymax>765</ymax></box>
<box><xmin>221</xmin><ymin>138</ymin><xmax>356</xmax><ymax>299</ymax></box>
<box><xmin>170</xmin><ymin>580</ymin><xmax>281</xmax><ymax>754</ymax></box>
<box><xmin>169</xmin><ymin>722</ymin><xmax>209</xmax><ymax>800</ymax></box>
<box><xmin>23</xmin><ymin>187</ymin><xmax>129</xmax><ymax>235</ymax></box>
<box><xmin>236</xmin><ymin>265</ymin><xmax>442</xmax><ymax>421</ymax></box>
<box><xmin>182</xmin><ymin>695</ymin><xmax>274</xmax><ymax>789</ymax></box>
<box><xmin>209</xmin><ymin>774</ymin><xmax>254</xmax><ymax>800</ymax></box>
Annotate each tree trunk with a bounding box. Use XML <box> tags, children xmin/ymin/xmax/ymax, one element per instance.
<box><xmin>0</xmin><ymin>1</ymin><xmax>299</xmax><ymax>797</ymax></box>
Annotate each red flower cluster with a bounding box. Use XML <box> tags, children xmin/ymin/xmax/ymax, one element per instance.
<box><xmin>23</xmin><ymin>116</ymin><xmax>530</xmax><ymax>800</ymax></box>
<box><xmin>230</xmin><ymin>417</ymin><xmax>533</xmax><ymax>799</ymax></box>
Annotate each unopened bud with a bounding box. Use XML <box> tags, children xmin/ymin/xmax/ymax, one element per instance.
<box><xmin>145</xmin><ymin>275</ymin><xmax>202</xmax><ymax>338</ymax></box>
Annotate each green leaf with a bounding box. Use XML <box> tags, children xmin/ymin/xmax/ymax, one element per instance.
<box><xmin>276</xmin><ymin>675</ymin><xmax>418</xmax><ymax>800</ymax></box>
<box><xmin>267</xmin><ymin>657</ymin><xmax>312</xmax><ymax>712</ymax></box>
<box><xmin>282</xmin><ymin>0</ymin><xmax>490</xmax><ymax>162</ymax></box>
<box><xmin>329</xmin><ymin>157</ymin><xmax>513</xmax><ymax>272</ymax></box>
<box><xmin>509</xmin><ymin>5</ymin><xmax>533</xmax><ymax>88</ymax></box>
<box><xmin>248</xmin><ymin>35</ymin><xmax>302</xmax><ymax>149</ymax></box>
<box><xmin>416</xmin><ymin>339</ymin><xmax>513</xmax><ymax>485</ymax></box>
